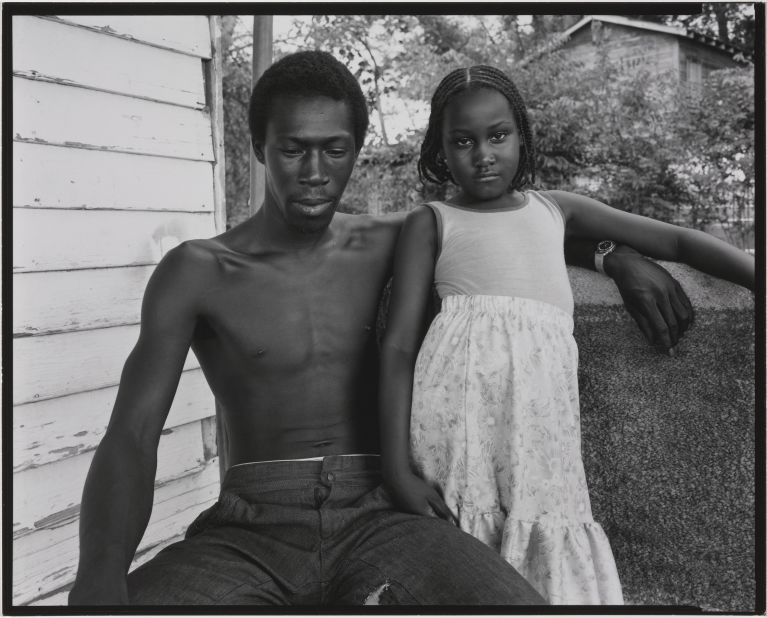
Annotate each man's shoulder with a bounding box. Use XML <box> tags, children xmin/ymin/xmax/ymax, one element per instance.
<box><xmin>333</xmin><ymin>212</ymin><xmax>409</xmax><ymax>257</ymax></box>
<box><xmin>151</xmin><ymin>238</ymin><xmax>226</xmax><ymax>290</ymax></box>
<box><xmin>335</xmin><ymin>210</ymin><xmax>408</xmax><ymax>234</ymax></box>
<box><xmin>163</xmin><ymin>238</ymin><xmax>224</xmax><ymax>269</ymax></box>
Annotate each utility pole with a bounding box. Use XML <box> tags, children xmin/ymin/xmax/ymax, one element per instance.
<box><xmin>249</xmin><ymin>15</ymin><xmax>273</xmax><ymax>215</ymax></box>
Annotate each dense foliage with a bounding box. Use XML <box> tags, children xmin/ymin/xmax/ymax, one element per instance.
<box><xmin>674</xmin><ymin>66</ymin><xmax>755</xmax><ymax>247</ymax></box>
<box><xmin>221</xmin><ymin>16</ymin><xmax>254</xmax><ymax>228</ymax></box>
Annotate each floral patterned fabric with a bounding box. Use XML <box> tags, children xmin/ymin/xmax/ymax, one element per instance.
<box><xmin>410</xmin><ymin>294</ymin><xmax>623</xmax><ymax>605</ymax></box>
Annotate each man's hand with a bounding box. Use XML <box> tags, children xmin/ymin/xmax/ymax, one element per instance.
<box><xmin>604</xmin><ymin>245</ymin><xmax>694</xmax><ymax>353</ymax></box>
<box><xmin>385</xmin><ymin>469</ymin><xmax>458</xmax><ymax>524</ymax></box>
<box><xmin>68</xmin><ymin>571</ymin><xmax>129</xmax><ymax>605</ymax></box>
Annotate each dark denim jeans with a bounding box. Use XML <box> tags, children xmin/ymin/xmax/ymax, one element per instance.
<box><xmin>127</xmin><ymin>455</ymin><xmax>545</xmax><ymax>605</ymax></box>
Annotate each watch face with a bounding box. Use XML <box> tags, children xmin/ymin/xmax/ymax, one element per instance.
<box><xmin>597</xmin><ymin>240</ymin><xmax>615</xmax><ymax>254</ymax></box>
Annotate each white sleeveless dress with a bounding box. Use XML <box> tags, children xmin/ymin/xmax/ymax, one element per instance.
<box><xmin>409</xmin><ymin>192</ymin><xmax>624</xmax><ymax>605</ymax></box>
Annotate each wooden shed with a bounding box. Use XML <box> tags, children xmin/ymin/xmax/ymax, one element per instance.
<box><xmin>12</xmin><ymin>14</ymin><xmax>226</xmax><ymax>605</ymax></box>
<box><xmin>557</xmin><ymin>15</ymin><xmax>747</xmax><ymax>86</ymax></box>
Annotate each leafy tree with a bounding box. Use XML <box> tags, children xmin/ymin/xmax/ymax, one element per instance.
<box><xmin>291</xmin><ymin>15</ymin><xmax>421</xmax><ymax>144</ymax></box>
<box><xmin>672</xmin><ymin>4</ymin><xmax>755</xmax><ymax>52</ymax></box>
<box><xmin>221</xmin><ymin>16</ymin><xmax>254</xmax><ymax>228</ymax></box>
<box><xmin>511</xmin><ymin>49</ymin><xmax>692</xmax><ymax>222</ymax></box>
<box><xmin>338</xmin><ymin>136</ymin><xmax>449</xmax><ymax>215</ymax></box>
<box><xmin>635</xmin><ymin>6</ymin><xmax>756</xmax><ymax>52</ymax></box>
<box><xmin>673</xmin><ymin>66</ymin><xmax>755</xmax><ymax>247</ymax></box>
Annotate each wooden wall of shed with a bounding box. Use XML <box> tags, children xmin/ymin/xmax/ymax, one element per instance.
<box><xmin>677</xmin><ymin>37</ymin><xmax>740</xmax><ymax>76</ymax></box>
<box><xmin>12</xmin><ymin>15</ymin><xmax>224</xmax><ymax>605</ymax></box>
<box><xmin>561</xmin><ymin>23</ymin><xmax>681</xmax><ymax>77</ymax></box>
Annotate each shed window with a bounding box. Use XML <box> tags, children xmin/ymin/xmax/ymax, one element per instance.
<box><xmin>682</xmin><ymin>56</ymin><xmax>717</xmax><ymax>84</ymax></box>
<box><xmin>684</xmin><ymin>57</ymin><xmax>703</xmax><ymax>83</ymax></box>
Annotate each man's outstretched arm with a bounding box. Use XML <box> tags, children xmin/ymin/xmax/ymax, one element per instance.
<box><xmin>68</xmin><ymin>243</ymin><xmax>205</xmax><ymax>604</ymax></box>
<box><xmin>564</xmin><ymin>237</ymin><xmax>694</xmax><ymax>353</ymax></box>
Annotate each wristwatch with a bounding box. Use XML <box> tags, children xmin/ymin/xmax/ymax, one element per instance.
<box><xmin>595</xmin><ymin>240</ymin><xmax>616</xmax><ymax>275</ymax></box>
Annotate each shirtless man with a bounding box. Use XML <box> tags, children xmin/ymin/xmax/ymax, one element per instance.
<box><xmin>69</xmin><ymin>51</ymin><xmax>692</xmax><ymax>605</ymax></box>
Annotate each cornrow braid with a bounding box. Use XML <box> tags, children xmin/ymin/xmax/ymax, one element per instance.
<box><xmin>418</xmin><ymin>65</ymin><xmax>536</xmax><ymax>192</ymax></box>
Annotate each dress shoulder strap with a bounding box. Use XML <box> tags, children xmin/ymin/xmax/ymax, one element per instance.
<box><xmin>527</xmin><ymin>190</ymin><xmax>566</xmax><ymax>228</ymax></box>
<box><xmin>423</xmin><ymin>202</ymin><xmax>445</xmax><ymax>259</ymax></box>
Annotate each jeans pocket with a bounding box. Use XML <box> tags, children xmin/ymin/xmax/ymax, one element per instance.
<box><xmin>185</xmin><ymin>502</ymin><xmax>221</xmax><ymax>539</ymax></box>
<box><xmin>184</xmin><ymin>492</ymin><xmax>242</xmax><ymax>539</ymax></box>
<box><xmin>186</xmin><ymin>491</ymin><xmax>267</xmax><ymax>539</ymax></box>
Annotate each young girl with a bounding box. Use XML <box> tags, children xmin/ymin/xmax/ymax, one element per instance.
<box><xmin>379</xmin><ymin>65</ymin><xmax>754</xmax><ymax>605</ymax></box>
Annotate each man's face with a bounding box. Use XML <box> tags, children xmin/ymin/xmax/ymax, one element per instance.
<box><xmin>255</xmin><ymin>95</ymin><xmax>358</xmax><ymax>234</ymax></box>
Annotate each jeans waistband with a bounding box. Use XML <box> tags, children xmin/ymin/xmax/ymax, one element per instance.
<box><xmin>221</xmin><ymin>454</ymin><xmax>382</xmax><ymax>494</ymax></box>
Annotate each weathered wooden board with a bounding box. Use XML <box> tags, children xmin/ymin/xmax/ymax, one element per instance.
<box><xmin>679</xmin><ymin>37</ymin><xmax>738</xmax><ymax>70</ymax></box>
<box><xmin>14</xmin><ymin>368</ymin><xmax>214</xmax><ymax>472</ymax></box>
<box><xmin>14</xmin><ymin>459</ymin><xmax>219</xmax><ymax>605</ymax></box>
<box><xmin>13</xmin><ymin>420</ymin><xmax>209</xmax><ymax>537</ymax></box>
<box><xmin>13</xmin><ymin>459</ymin><xmax>218</xmax><ymax>557</ymax></box>
<box><xmin>13</xmin><ymin>17</ymin><xmax>206</xmax><ymax>108</ymax></box>
<box><xmin>29</xmin><ymin>529</ymin><xmax>188</xmax><ymax>606</ymax></box>
<box><xmin>45</xmin><ymin>15</ymin><xmax>212</xmax><ymax>58</ymax></box>
<box><xmin>13</xmin><ymin>208</ymin><xmax>215</xmax><ymax>272</ymax></box>
<box><xmin>13</xmin><ymin>324</ymin><xmax>201</xmax><ymax>405</ymax></box>
<box><xmin>13</xmin><ymin>143</ymin><xmax>215</xmax><ymax>212</ymax></box>
<box><xmin>208</xmin><ymin>16</ymin><xmax>228</xmax><ymax>235</ymax></box>
<box><xmin>25</xmin><ymin>588</ymin><xmax>70</xmax><ymax>606</ymax></box>
<box><xmin>14</xmin><ymin>78</ymin><xmax>214</xmax><ymax>160</ymax></box>
<box><xmin>14</xmin><ymin>266</ymin><xmax>151</xmax><ymax>336</ymax></box>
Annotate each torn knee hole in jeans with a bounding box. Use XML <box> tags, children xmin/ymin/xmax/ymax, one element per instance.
<box><xmin>363</xmin><ymin>581</ymin><xmax>392</xmax><ymax>605</ymax></box>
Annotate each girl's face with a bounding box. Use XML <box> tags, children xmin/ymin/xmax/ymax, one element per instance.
<box><xmin>440</xmin><ymin>87</ymin><xmax>522</xmax><ymax>208</ymax></box>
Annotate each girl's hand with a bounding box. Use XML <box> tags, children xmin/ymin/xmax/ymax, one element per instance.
<box><xmin>385</xmin><ymin>470</ymin><xmax>458</xmax><ymax>525</ymax></box>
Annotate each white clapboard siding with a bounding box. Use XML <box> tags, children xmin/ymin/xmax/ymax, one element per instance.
<box><xmin>14</xmin><ymin>470</ymin><xmax>214</xmax><ymax>576</ymax></box>
<box><xmin>14</xmin><ymin>420</ymin><xmax>208</xmax><ymax>537</ymax></box>
<box><xmin>13</xmin><ymin>324</ymin><xmax>201</xmax><ymax>405</ymax></box>
<box><xmin>14</xmin><ymin>78</ymin><xmax>214</xmax><ymax>160</ymax></box>
<box><xmin>13</xmin><ymin>17</ymin><xmax>206</xmax><ymax>108</ymax></box>
<box><xmin>30</xmin><ymin>529</ymin><xmax>188</xmax><ymax>606</ymax></box>
<box><xmin>46</xmin><ymin>15</ymin><xmax>212</xmax><ymax>58</ymax></box>
<box><xmin>10</xmin><ymin>14</ymin><xmax>222</xmax><ymax>607</ymax></box>
<box><xmin>14</xmin><ymin>266</ymin><xmax>151</xmax><ymax>336</ymax></box>
<box><xmin>26</xmin><ymin>589</ymin><xmax>69</xmax><ymax>607</ymax></box>
<box><xmin>14</xmin><ymin>460</ymin><xmax>219</xmax><ymax>605</ymax></box>
<box><xmin>13</xmin><ymin>209</ymin><xmax>215</xmax><ymax>272</ymax></box>
<box><xmin>14</xmin><ymin>368</ymin><xmax>214</xmax><ymax>472</ymax></box>
<box><xmin>13</xmin><ymin>143</ymin><xmax>215</xmax><ymax>211</ymax></box>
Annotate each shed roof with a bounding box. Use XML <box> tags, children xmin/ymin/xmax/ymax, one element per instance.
<box><xmin>562</xmin><ymin>14</ymin><xmax>749</xmax><ymax>59</ymax></box>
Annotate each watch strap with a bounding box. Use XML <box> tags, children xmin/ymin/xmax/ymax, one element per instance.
<box><xmin>595</xmin><ymin>252</ymin><xmax>607</xmax><ymax>275</ymax></box>
<box><xmin>595</xmin><ymin>240</ymin><xmax>616</xmax><ymax>275</ymax></box>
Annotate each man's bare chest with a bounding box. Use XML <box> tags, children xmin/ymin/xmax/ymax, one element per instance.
<box><xmin>193</xmin><ymin>250</ymin><xmax>388</xmax><ymax>367</ymax></box>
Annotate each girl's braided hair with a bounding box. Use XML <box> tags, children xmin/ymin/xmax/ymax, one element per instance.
<box><xmin>418</xmin><ymin>66</ymin><xmax>536</xmax><ymax>191</ymax></box>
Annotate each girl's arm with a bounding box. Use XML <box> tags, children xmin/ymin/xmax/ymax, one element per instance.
<box><xmin>379</xmin><ymin>205</ymin><xmax>455</xmax><ymax>521</ymax></box>
<box><xmin>548</xmin><ymin>190</ymin><xmax>754</xmax><ymax>291</ymax></box>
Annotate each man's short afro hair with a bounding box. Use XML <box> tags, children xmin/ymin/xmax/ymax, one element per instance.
<box><xmin>249</xmin><ymin>50</ymin><xmax>369</xmax><ymax>152</ymax></box>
